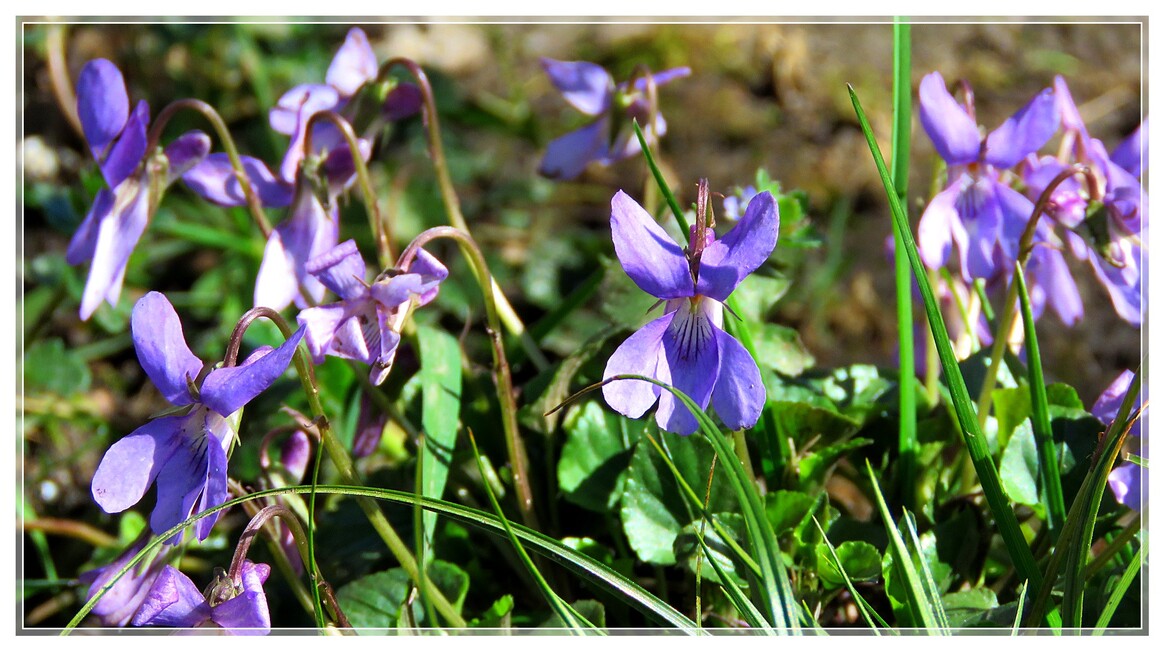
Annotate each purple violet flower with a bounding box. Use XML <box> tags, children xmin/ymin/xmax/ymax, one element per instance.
<box><xmin>602</xmin><ymin>189</ymin><xmax>778</xmax><ymax>435</ymax></box>
<box><xmin>66</xmin><ymin>59</ymin><xmax>210</xmax><ymax>320</ymax></box>
<box><xmin>252</xmin><ymin>175</ymin><xmax>340</xmax><ymax>311</ymax></box>
<box><xmin>269</xmin><ymin>27</ymin><xmax>419</xmax><ymax>185</ymax></box>
<box><xmin>917</xmin><ymin>71</ymin><xmax>1059</xmax><ymax>282</ymax></box>
<box><xmin>1090</xmin><ymin>370</ymin><xmax>1146</xmax><ymax>511</ymax></box>
<box><xmin>91</xmin><ymin>292</ymin><xmax>305</xmax><ymax>544</ymax></box>
<box><xmin>181</xmin><ymin>153</ymin><xmax>294</xmax><ymax>209</ymax></box>
<box><xmin>132</xmin><ymin>560</ymin><xmax>271</xmax><ymax>635</ymax></box>
<box><xmin>296</xmin><ymin>240</ymin><xmax>448</xmax><ymax>385</ymax></box>
<box><xmin>539</xmin><ymin>58</ymin><xmax>690</xmax><ymax>180</ymax></box>
<box><xmin>79</xmin><ymin>534</ymin><xmax>171</xmax><ymax>627</ymax></box>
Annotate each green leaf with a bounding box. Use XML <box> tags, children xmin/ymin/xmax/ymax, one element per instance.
<box><xmin>799</xmin><ymin>438</ymin><xmax>873</xmax><ymax>492</ymax></box>
<box><xmin>468</xmin><ymin>594</ymin><xmax>514</xmax><ymax>629</ymax></box>
<box><xmin>22</xmin><ymin>338</ymin><xmax>91</xmax><ymax>396</ymax></box>
<box><xmin>558</xmin><ymin>402</ymin><xmax>634</xmax><ymax>512</ymax></box>
<box><xmin>730</xmin><ymin>273</ymin><xmax>793</xmax><ymax>322</ymax></box>
<box><xmin>768</xmin><ymin>401</ymin><xmax>860</xmax><ymax>450</ymax></box>
<box><xmin>675</xmin><ymin>514</ymin><xmax>748</xmax><ymax>586</ymax></box>
<box><xmin>418</xmin><ymin>324</ymin><xmax>463</xmax><ymax>544</ymax></box>
<box><xmin>337</xmin><ymin>560</ymin><xmax>469</xmax><ymax>632</ymax></box>
<box><xmin>941</xmin><ymin>587</ymin><xmax>999</xmax><ymax>628</ymax></box>
<box><xmin>753</xmin><ymin>323</ymin><xmax>815</xmax><ymax>377</ymax></box>
<box><xmin>999</xmin><ymin>421</ymin><xmax>1041</xmax><ymax>507</ymax></box>
<box><xmin>540</xmin><ymin>599</ymin><xmax>606</xmax><ymax>631</ymax></box>
<box><xmin>821</xmin><ymin>364</ymin><xmax>897</xmax><ymax>421</ymax></box>
<box><xmin>816</xmin><ymin>540</ymin><xmax>881</xmax><ymax>589</ymax></box>
<box><xmin>619</xmin><ymin>431</ymin><xmax>737</xmax><ymax>565</ymax></box>
<box><xmin>991</xmin><ymin>386</ymin><xmax>1031</xmax><ymax>450</ymax></box>
<box><xmin>765</xmin><ymin>490</ymin><xmax>817</xmax><ymax>536</ymax></box>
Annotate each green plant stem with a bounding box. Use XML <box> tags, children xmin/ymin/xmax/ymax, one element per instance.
<box><xmin>848</xmin><ymin>85</ymin><xmax>1057</xmax><ymax>627</ymax></box>
<box><xmin>1012</xmin><ymin>263</ymin><xmax>1065</xmax><ymax>537</ymax></box>
<box><xmin>380</xmin><ymin>57</ymin><xmax>549</xmax><ymax>372</ymax></box>
<box><xmin>632</xmin><ymin>120</ymin><xmax>689</xmax><ymax>235</ymax></box>
<box><xmin>1083</xmin><ymin>515</ymin><xmax>1141</xmax><ymax>581</ymax></box>
<box><xmin>304</xmin><ymin>110</ymin><xmax>394</xmax><ymax>267</ymax></box>
<box><xmin>974</xmin><ymin>164</ymin><xmax>1102</xmax><ymax>429</ymax></box>
<box><xmin>398</xmin><ymin>226</ymin><xmax>539</xmax><ymax>531</ymax></box>
<box><xmin>890</xmin><ymin>17</ymin><xmax>916</xmax><ymax>510</ymax></box>
<box><xmin>226</xmin><ymin>307</ymin><xmax>467</xmax><ymax>628</ymax></box>
<box><xmin>148</xmin><ymin>98</ymin><xmax>273</xmax><ymax>237</ymax></box>
<box><xmin>732</xmin><ymin>429</ymin><xmax>757</xmax><ymax>488</ymax></box>
<box><xmin>1092</xmin><ymin>544</ymin><xmax>1142</xmax><ymax>633</ymax></box>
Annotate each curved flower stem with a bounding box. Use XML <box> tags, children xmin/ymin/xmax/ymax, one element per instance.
<box><xmin>148</xmin><ymin>98</ymin><xmax>273</xmax><ymax>237</ymax></box>
<box><xmin>304</xmin><ymin>110</ymin><xmax>394</xmax><ymax>267</ymax></box>
<box><xmin>44</xmin><ymin>24</ymin><xmax>82</xmax><ymax>138</ymax></box>
<box><xmin>224</xmin><ymin>307</ymin><xmax>468</xmax><ymax>628</ymax></box>
<box><xmin>973</xmin><ymin>164</ymin><xmax>1101</xmax><ymax>428</ymax></box>
<box><xmin>397</xmin><ymin>226</ymin><xmax>539</xmax><ymax>531</ymax></box>
<box><xmin>378</xmin><ymin>57</ymin><xmax>549</xmax><ymax>372</ymax></box>
<box><xmin>225</xmin><ymin>480</ymin><xmax>318</xmax><ymax>623</ymax></box>
<box><xmin>627</xmin><ymin>64</ymin><xmax>661</xmax><ymax>216</ymax></box>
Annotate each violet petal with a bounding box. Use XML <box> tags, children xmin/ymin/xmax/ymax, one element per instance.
<box><xmin>919</xmin><ymin>71</ymin><xmax>981</xmax><ymax>166</ymax></box>
<box><xmin>131</xmin><ymin>291</ymin><xmax>203</xmax><ymax>407</ymax></box>
<box><xmin>610</xmin><ymin>190</ymin><xmax>693</xmax><ymax>300</ymax></box>
<box><xmin>77</xmin><ymin>59</ymin><xmax>129</xmax><ymax>159</ymax></box>
<box><xmin>695</xmin><ymin>191</ymin><xmax>779</xmax><ymax>301</ymax></box>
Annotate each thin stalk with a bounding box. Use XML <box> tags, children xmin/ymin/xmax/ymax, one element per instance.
<box><xmin>848</xmin><ymin>85</ymin><xmax>1058</xmax><ymax>627</ymax></box>
<box><xmin>632</xmin><ymin>120</ymin><xmax>689</xmax><ymax>235</ymax></box>
<box><xmin>225</xmin><ymin>306</ymin><xmax>467</xmax><ymax>628</ymax></box>
<box><xmin>890</xmin><ymin>17</ymin><xmax>917</xmax><ymax>510</ymax></box>
<box><xmin>397</xmin><ymin>227</ymin><xmax>538</xmax><ymax>531</ymax></box>
<box><xmin>148</xmin><ymin>98</ymin><xmax>273</xmax><ymax>237</ymax></box>
<box><xmin>304</xmin><ymin>110</ymin><xmax>394</xmax><ymax>266</ymax></box>
<box><xmin>379</xmin><ymin>57</ymin><xmax>549</xmax><ymax>372</ymax></box>
<box><xmin>732</xmin><ymin>429</ymin><xmax>758</xmax><ymax>488</ymax></box>
<box><xmin>44</xmin><ymin>24</ymin><xmax>82</xmax><ymax>137</ymax></box>
<box><xmin>974</xmin><ymin>164</ymin><xmax>1101</xmax><ymax>429</ymax></box>
<box><xmin>1012</xmin><ymin>262</ymin><xmax>1066</xmax><ymax>537</ymax></box>
<box><xmin>627</xmin><ymin>65</ymin><xmax>662</xmax><ymax>216</ymax></box>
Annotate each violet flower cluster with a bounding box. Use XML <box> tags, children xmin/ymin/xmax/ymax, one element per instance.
<box><xmin>603</xmin><ymin>189</ymin><xmax>778</xmax><ymax>435</ymax></box>
<box><xmin>67</xmin><ymin>60</ymin><xmax>211</xmax><ymax>320</ymax></box>
<box><xmin>297</xmin><ymin>239</ymin><xmax>448</xmax><ymax>385</ymax></box>
<box><xmin>91</xmin><ymin>292</ymin><xmax>304</xmax><ymax>544</ymax></box>
<box><xmin>540</xmin><ymin>58</ymin><xmax>690</xmax><ymax>180</ymax></box>
<box><xmin>916</xmin><ymin>71</ymin><xmax>1146</xmax><ymax>327</ymax></box>
<box><xmin>1090</xmin><ymin>371</ymin><xmax>1147</xmax><ymax>512</ymax></box>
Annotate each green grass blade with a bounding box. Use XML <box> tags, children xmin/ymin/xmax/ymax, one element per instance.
<box><xmin>847</xmin><ymin>85</ymin><xmax>1055</xmax><ymax>627</ymax></box>
<box><xmin>890</xmin><ymin>16</ymin><xmax>917</xmax><ymax>509</ymax></box>
<box><xmin>1011</xmin><ymin>580</ymin><xmax>1028</xmax><ymax>635</ymax></box>
<box><xmin>1092</xmin><ymin>541</ymin><xmax>1142</xmax><ymax>633</ymax></box>
<box><xmin>467</xmin><ymin>429</ymin><xmax>595</xmax><ymax>634</ymax></box>
<box><xmin>902</xmin><ymin>511</ymin><xmax>950</xmax><ymax>631</ymax></box>
<box><xmin>865</xmin><ymin>462</ymin><xmax>943</xmax><ymax>632</ymax></box>
<box><xmin>611</xmin><ymin>374</ymin><xmax>799</xmax><ymax>632</ymax></box>
<box><xmin>631</xmin><ymin>119</ymin><xmax>689</xmax><ymax>234</ymax></box>
<box><xmin>815</xmin><ymin>518</ymin><xmax>894</xmax><ymax>633</ymax></box>
<box><xmin>65</xmin><ymin>483</ymin><xmax>700</xmax><ymax>634</ymax></box>
<box><xmin>1061</xmin><ymin>364</ymin><xmax>1142</xmax><ymax>630</ymax></box>
<box><xmin>1013</xmin><ymin>264</ymin><xmax>1065</xmax><ymax>536</ymax></box>
<box><xmin>417</xmin><ymin>324</ymin><xmax>463</xmax><ymax>546</ymax></box>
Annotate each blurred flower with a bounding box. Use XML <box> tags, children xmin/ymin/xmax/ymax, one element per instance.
<box><xmin>1090</xmin><ymin>370</ymin><xmax>1146</xmax><ymax>511</ymax></box>
<box><xmin>91</xmin><ymin>292</ymin><xmax>305</xmax><ymax>544</ymax></box>
<box><xmin>252</xmin><ymin>174</ymin><xmax>340</xmax><ymax>311</ymax></box>
<box><xmin>722</xmin><ymin>185</ymin><xmax>758</xmax><ymax>222</ymax></box>
<box><xmin>296</xmin><ymin>240</ymin><xmax>447</xmax><ymax>385</ymax></box>
<box><xmin>603</xmin><ymin>189</ymin><xmax>777</xmax><ymax>435</ymax></box>
<box><xmin>269</xmin><ymin>27</ymin><xmax>419</xmax><ymax>184</ymax></box>
<box><xmin>916</xmin><ymin>71</ymin><xmax>1059</xmax><ymax>282</ymax></box>
<box><xmin>1023</xmin><ymin>77</ymin><xmax>1146</xmax><ymax>325</ymax></box>
<box><xmin>79</xmin><ymin>534</ymin><xmax>171</xmax><ymax>627</ymax></box>
<box><xmin>133</xmin><ymin>561</ymin><xmax>271</xmax><ymax>635</ymax></box>
<box><xmin>353</xmin><ymin>394</ymin><xmax>388</xmax><ymax>458</ymax></box>
<box><xmin>67</xmin><ymin>59</ymin><xmax>210</xmax><ymax>320</ymax></box>
<box><xmin>181</xmin><ymin>153</ymin><xmax>294</xmax><ymax>208</ymax></box>
<box><xmin>539</xmin><ymin>58</ymin><xmax>690</xmax><ymax>180</ymax></box>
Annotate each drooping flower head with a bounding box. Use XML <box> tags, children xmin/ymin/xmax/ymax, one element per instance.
<box><xmin>539</xmin><ymin>58</ymin><xmax>690</xmax><ymax>180</ymax></box>
<box><xmin>917</xmin><ymin>72</ymin><xmax>1060</xmax><ymax>281</ymax></box>
<box><xmin>133</xmin><ymin>560</ymin><xmax>272</xmax><ymax>635</ymax></box>
<box><xmin>296</xmin><ymin>240</ymin><xmax>448</xmax><ymax>385</ymax></box>
<box><xmin>79</xmin><ymin>534</ymin><xmax>173</xmax><ymax>627</ymax></box>
<box><xmin>67</xmin><ymin>59</ymin><xmax>210</xmax><ymax>320</ymax></box>
<box><xmin>603</xmin><ymin>184</ymin><xmax>778</xmax><ymax>435</ymax></box>
<box><xmin>268</xmin><ymin>26</ymin><xmax>420</xmax><ymax>185</ymax></box>
<box><xmin>1021</xmin><ymin>77</ymin><xmax>1147</xmax><ymax>326</ymax></box>
<box><xmin>1090</xmin><ymin>370</ymin><xmax>1147</xmax><ymax>511</ymax></box>
<box><xmin>91</xmin><ymin>292</ymin><xmax>305</xmax><ymax>544</ymax></box>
